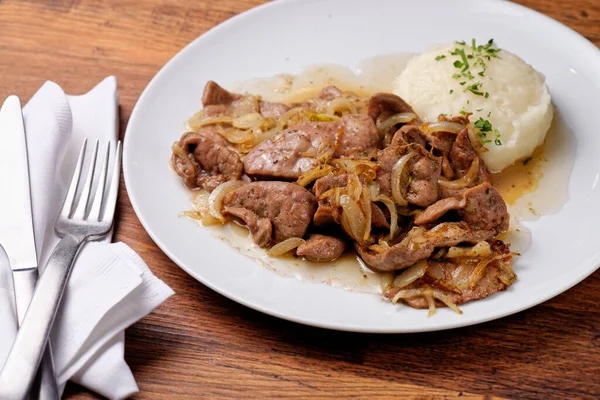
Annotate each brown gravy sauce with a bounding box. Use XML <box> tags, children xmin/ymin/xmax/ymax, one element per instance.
<box><xmin>192</xmin><ymin>54</ymin><xmax>574</xmax><ymax>293</ymax></box>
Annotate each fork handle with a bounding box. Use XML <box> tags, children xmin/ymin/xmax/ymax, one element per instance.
<box><xmin>0</xmin><ymin>233</ymin><xmax>84</xmax><ymax>400</ymax></box>
<box><xmin>13</xmin><ymin>266</ymin><xmax>60</xmax><ymax>400</ymax></box>
<box><xmin>30</xmin><ymin>348</ymin><xmax>60</xmax><ymax>400</ymax></box>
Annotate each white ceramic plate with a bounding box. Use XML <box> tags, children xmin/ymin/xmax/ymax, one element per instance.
<box><xmin>124</xmin><ymin>0</ymin><xmax>600</xmax><ymax>332</ymax></box>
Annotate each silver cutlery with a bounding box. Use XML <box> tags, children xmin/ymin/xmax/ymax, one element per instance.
<box><xmin>0</xmin><ymin>138</ymin><xmax>122</xmax><ymax>399</ymax></box>
<box><xmin>0</xmin><ymin>96</ymin><xmax>59</xmax><ymax>399</ymax></box>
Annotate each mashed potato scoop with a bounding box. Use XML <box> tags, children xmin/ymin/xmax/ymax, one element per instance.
<box><xmin>393</xmin><ymin>40</ymin><xmax>553</xmax><ymax>172</ymax></box>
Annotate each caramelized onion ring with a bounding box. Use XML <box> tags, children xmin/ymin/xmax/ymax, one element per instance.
<box><xmin>267</xmin><ymin>237</ymin><xmax>306</xmax><ymax>257</ymax></box>
<box><xmin>391</xmin><ymin>153</ymin><xmax>415</xmax><ymax>206</ymax></box>
<box><xmin>208</xmin><ymin>181</ymin><xmax>245</xmax><ymax>222</ymax></box>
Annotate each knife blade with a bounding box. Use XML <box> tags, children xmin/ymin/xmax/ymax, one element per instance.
<box><xmin>0</xmin><ymin>96</ymin><xmax>59</xmax><ymax>399</ymax></box>
<box><xmin>0</xmin><ymin>96</ymin><xmax>37</xmax><ymax>276</ymax></box>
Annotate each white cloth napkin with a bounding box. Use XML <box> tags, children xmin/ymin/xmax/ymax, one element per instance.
<box><xmin>0</xmin><ymin>77</ymin><xmax>174</xmax><ymax>399</ymax></box>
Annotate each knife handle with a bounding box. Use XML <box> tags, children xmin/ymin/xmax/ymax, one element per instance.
<box><xmin>0</xmin><ymin>233</ymin><xmax>84</xmax><ymax>400</ymax></box>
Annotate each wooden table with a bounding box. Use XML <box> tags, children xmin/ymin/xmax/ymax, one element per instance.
<box><xmin>1</xmin><ymin>0</ymin><xmax>599</xmax><ymax>398</ymax></box>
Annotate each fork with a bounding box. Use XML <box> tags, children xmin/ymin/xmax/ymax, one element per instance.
<box><xmin>0</xmin><ymin>139</ymin><xmax>121</xmax><ymax>399</ymax></box>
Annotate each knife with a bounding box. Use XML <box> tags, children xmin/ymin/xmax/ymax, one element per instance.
<box><xmin>0</xmin><ymin>96</ymin><xmax>59</xmax><ymax>400</ymax></box>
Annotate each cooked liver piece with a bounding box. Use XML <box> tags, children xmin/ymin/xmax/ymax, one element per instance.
<box><xmin>222</xmin><ymin>182</ymin><xmax>316</xmax><ymax>246</ymax></box>
<box><xmin>259</xmin><ymin>101</ymin><xmax>290</xmax><ymax>119</ymax></box>
<box><xmin>202</xmin><ymin>80</ymin><xmax>290</xmax><ymax>119</ymax></box>
<box><xmin>391</xmin><ymin>125</ymin><xmax>427</xmax><ymax>148</ymax></box>
<box><xmin>376</xmin><ymin>144</ymin><xmax>442</xmax><ymax>207</ymax></box>
<box><xmin>414</xmin><ymin>197</ymin><xmax>464</xmax><ymax>225</ymax></box>
<box><xmin>296</xmin><ymin>234</ymin><xmax>346</xmax><ymax>262</ymax></box>
<box><xmin>382</xmin><ymin>259</ymin><xmax>511</xmax><ymax>307</ymax></box>
<box><xmin>225</xmin><ymin>207</ymin><xmax>272</xmax><ymax>248</ymax></box>
<box><xmin>242</xmin><ymin>115</ymin><xmax>379</xmax><ymax>179</ymax></box>
<box><xmin>367</xmin><ymin>93</ymin><xmax>421</xmax><ymax>124</ymax></box>
<box><xmin>338</xmin><ymin>114</ymin><xmax>380</xmax><ymax>157</ymax></box>
<box><xmin>356</xmin><ymin>222</ymin><xmax>496</xmax><ymax>272</ymax></box>
<box><xmin>449</xmin><ymin>128</ymin><xmax>491</xmax><ymax>183</ymax></box>
<box><xmin>202</xmin><ymin>80</ymin><xmax>241</xmax><ymax>106</ymax></box>
<box><xmin>415</xmin><ymin>183</ymin><xmax>509</xmax><ymax>233</ymax></box>
<box><xmin>174</xmin><ymin>130</ymin><xmax>243</xmax><ymax>192</ymax></box>
<box><xmin>312</xmin><ymin>174</ymin><xmax>348</xmax><ymax>226</ymax></box>
<box><xmin>371</xmin><ymin>203</ymin><xmax>390</xmax><ymax>229</ymax></box>
<box><xmin>458</xmin><ymin>183</ymin><xmax>509</xmax><ymax>232</ymax></box>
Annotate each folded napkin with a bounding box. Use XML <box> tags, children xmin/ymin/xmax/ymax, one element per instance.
<box><xmin>0</xmin><ymin>77</ymin><xmax>174</xmax><ymax>399</ymax></box>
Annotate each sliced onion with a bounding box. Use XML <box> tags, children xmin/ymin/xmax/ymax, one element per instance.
<box><xmin>332</xmin><ymin>159</ymin><xmax>378</xmax><ymax>183</ymax></box>
<box><xmin>381</xmin><ymin>272</ymin><xmax>395</xmax><ymax>291</ymax></box>
<box><xmin>391</xmin><ymin>153</ymin><xmax>415</xmax><ymax>206</ymax></box>
<box><xmin>327</xmin><ymin>97</ymin><xmax>357</xmax><ymax>116</ymax></box>
<box><xmin>296</xmin><ymin>164</ymin><xmax>335</xmax><ymax>187</ymax></box>
<box><xmin>278</xmin><ymin>107</ymin><xmax>306</xmax><ymax>128</ymax></box>
<box><xmin>331</xmin><ymin>158</ymin><xmax>378</xmax><ymax>171</ymax></box>
<box><xmin>347</xmin><ymin>174</ymin><xmax>363</xmax><ymax>201</ymax></box>
<box><xmin>424</xmin><ymin>289</ymin><xmax>436</xmax><ymax>317</ymax></box>
<box><xmin>377</xmin><ymin>112</ymin><xmax>417</xmax><ymax>133</ymax></box>
<box><xmin>422</xmin><ymin>121</ymin><xmax>465</xmax><ymax>134</ymax></box>
<box><xmin>469</xmin><ymin>254</ymin><xmax>513</xmax><ymax>288</ymax></box>
<box><xmin>180</xmin><ymin>210</ymin><xmax>220</xmax><ymax>226</ymax></box>
<box><xmin>208</xmin><ymin>181</ymin><xmax>245</xmax><ymax>222</ymax></box>
<box><xmin>201</xmin><ymin>214</ymin><xmax>221</xmax><ymax>226</ymax></box>
<box><xmin>369</xmin><ymin>239</ymin><xmax>391</xmax><ymax>254</ymax></box>
<box><xmin>373</xmin><ymin>195</ymin><xmax>398</xmax><ymax>240</ymax></box>
<box><xmin>192</xmin><ymin>191</ymin><xmax>210</xmax><ymax>211</ymax></box>
<box><xmin>267</xmin><ymin>237</ymin><xmax>306</xmax><ymax>257</ymax></box>
<box><xmin>340</xmin><ymin>194</ymin><xmax>367</xmax><ymax>243</ymax></box>
<box><xmin>316</xmin><ymin>142</ymin><xmax>336</xmax><ymax>164</ymax></box>
<box><xmin>231</xmin><ymin>95</ymin><xmax>260</xmax><ymax>116</ymax></box>
<box><xmin>187</xmin><ymin>116</ymin><xmax>234</xmax><ymax>131</ymax></box>
<box><xmin>391</xmin><ymin>288</ymin><xmax>426</xmax><ymax>305</ymax></box>
<box><xmin>426</xmin><ymin>262</ymin><xmax>445</xmax><ymax>280</ymax></box>
<box><xmin>232</xmin><ymin>112</ymin><xmax>264</xmax><ymax>130</ymax></box>
<box><xmin>467</xmin><ymin>126</ymin><xmax>489</xmax><ymax>153</ymax></box>
<box><xmin>362</xmin><ymin>186</ymin><xmax>372</xmax><ymax>241</ymax></box>
<box><xmin>368</xmin><ymin>182</ymin><xmax>380</xmax><ymax>198</ymax></box>
<box><xmin>248</xmin><ymin>107</ymin><xmax>305</xmax><ymax>145</ymax></box>
<box><xmin>171</xmin><ymin>143</ymin><xmax>196</xmax><ymax>179</ymax></box>
<box><xmin>448</xmin><ymin>263</ymin><xmax>473</xmax><ymax>293</ymax></box>
<box><xmin>250</xmin><ymin>125</ymin><xmax>282</xmax><ymax>145</ymax></box>
<box><xmin>497</xmin><ymin>258</ymin><xmax>518</xmax><ymax>286</ymax></box>
<box><xmin>432</xmin><ymin>290</ymin><xmax>462</xmax><ymax>314</ymax></box>
<box><xmin>393</xmin><ymin>261</ymin><xmax>428</xmax><ymax>288</ymax></box>
<box><xmin>218</xmin><ymin>128</ymin><xmax>253</xmax><ymax>144</ymax></box>
<box><xmin>307</xmin><ymin>113</ymin><xmax>340</xmax><ymax>122</ymax></box>
<box><xmin>318</xmin><ymin>187</ymin><xmax>341</xmax><ymax>201</ymax></box>
<box><xmin>446</xmin><ymin>241</ymin><xmax>492</xmax><ymax>259</ymax></box>
<box><xmin>182</xmin><ymin>192</ymin><xmax>222</xmax><ymax>226</ymax></box>
<box><xmin>180</xmin><ymin>210</ymin><xmax>203</xmax><ymax>220</ymax></box>
<box><xmin>438</xmin><ymin>158</ymin><xmax>479</xmax><ymax>189</ymax></box>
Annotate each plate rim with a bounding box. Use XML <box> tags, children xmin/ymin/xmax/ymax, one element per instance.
<box><xmin>123</xmin><ymin>0</ymin><xmax>600</xmax><ymax>333</ymax></box>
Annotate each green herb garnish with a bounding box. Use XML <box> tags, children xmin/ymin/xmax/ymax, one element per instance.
<box><xmin>494</xmin><ymin>129</ymin><xmax>502</xmax><ymax>145</ymax></box>
<box><xmin>447</xmin><ymin>38</ymin><xmax>501</xmax><ymax>99</ymax></box>
<box><xmin>474</xmin><ymin>117</ymin><xmax>492</xmax><ymax>132</ymax></box>
<box><xmin>473</xmin><ymin>118</ymin><xmax>502</xmax><ymax>146</ymax></box>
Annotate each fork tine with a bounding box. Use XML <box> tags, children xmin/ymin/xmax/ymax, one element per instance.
<box><xmin>101</xmin><ymin>141</ymin><xmax>121</xmax><ymax>223</ymax></box>
<box><xmin>73</xmin><ymin>139</ymin><xmax>99</xmax><ymax>220</ymax></box>
<box><xmin>60</xmin><ymin>139</ymin><xmax>87</xmax><ymax>219</ymax></box>
<box><xmin>88</xmin><ymin>142</ymin><xmax>111</xmax><ymax>221</ymax></box>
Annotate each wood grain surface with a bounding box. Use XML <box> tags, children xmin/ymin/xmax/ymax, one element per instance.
<box><xmin>1</xmin><ymin>0</ymin><xmax>599</xmax><ymax>398</ymax></box>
